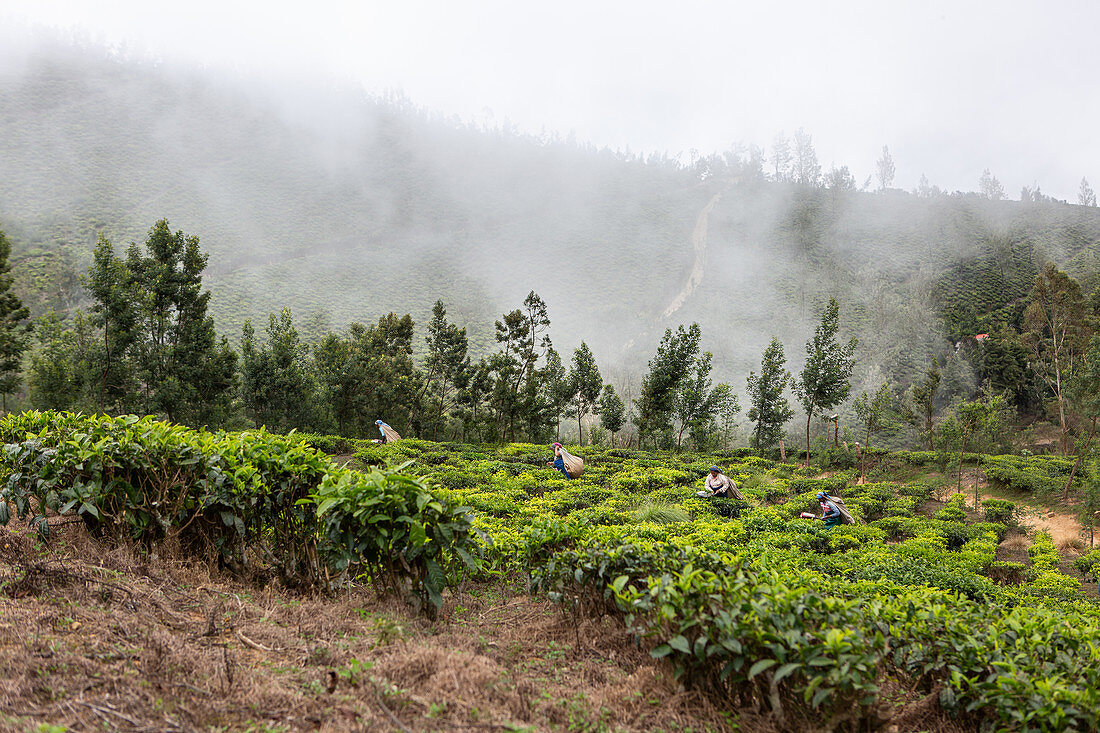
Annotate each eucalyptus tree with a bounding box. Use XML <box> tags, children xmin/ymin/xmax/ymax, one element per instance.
<box><xmin>1023</xmin><ymin>262</ymin><xmax>1089</xmax><ymax>453</ymax></box>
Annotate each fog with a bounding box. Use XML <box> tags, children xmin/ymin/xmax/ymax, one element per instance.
<box><xmin>2</xmin><ymin>8</ymin><xmax>1100</xmax><ymax>449</ymax></box>
<box><xmin>5</xmin><ymin>1</ymin><xmax>1100</xmax><ymax>200</ymax></box>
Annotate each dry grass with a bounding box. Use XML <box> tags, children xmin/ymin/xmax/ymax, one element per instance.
<box><xmin>0</xmin><ymin>522</ymin><xmax>745</xmax><ymax>732</ymax></box>
<box><xmin>0</xmin><ymin>521</ymin><xmax>982</xmax><ymax>733</ymax></box>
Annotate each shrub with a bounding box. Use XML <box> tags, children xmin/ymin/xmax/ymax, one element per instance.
<box><xmin>0</xmin><ymin>411</ymin><xmax>332</xmax><ymax>582</ymax></box>
<box><xmin>1073</xmin><ymin>549</ymin><xmax>1100</xmax><ymax>582</ymax></box>
<box><xmin>981</xmin><ymin>498</ymin><xmax>1015</xmax><ymax>524</ymax></box>
<box><xmin>312</xmin><ymin>460</ymin><xmax>481</xmax><ymax>611</ymax></box>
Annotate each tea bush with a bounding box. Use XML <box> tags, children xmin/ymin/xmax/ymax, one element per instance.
<box><xmin>311</xmin><ymin>461</ymin><xmax>481</xmax><ymax>611</ymax></box>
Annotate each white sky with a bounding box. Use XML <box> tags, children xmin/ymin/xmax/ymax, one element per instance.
<box><xmin>5</xmin><ymin>0</ymin><xmax>1100</xmax><ymax>200</ymax></box>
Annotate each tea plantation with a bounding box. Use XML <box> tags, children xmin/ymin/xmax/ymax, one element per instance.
<box><xmin>3</xmin><ymin>411</ymin><xmax>1099</xmax><ymax>731</ymax></box>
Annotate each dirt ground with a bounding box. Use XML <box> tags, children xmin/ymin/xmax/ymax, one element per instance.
<box><xmin>0</xmin><ymin>521</ymin><xmax>759</xmax><ymax>733</ymax></box>
<box><xmin>0</xmin><ymin>521</ymin><xmax>981</xmax><ymax>733</ymax></box>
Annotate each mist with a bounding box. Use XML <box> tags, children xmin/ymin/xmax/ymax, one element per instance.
<box><xmin>3</xmin><ymin>22</ymin><xmax>1100</xmax><ymax>449</ymax></box>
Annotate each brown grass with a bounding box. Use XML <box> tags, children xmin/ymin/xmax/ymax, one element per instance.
<box><xmin>0</xmin><ymin>521</ymin><xmax>979</xmax><ymax>733</ymax></box>
<box><xmin>0</xmin><ymin>522</ymin><xmax>747</xmax><ymax>732</ymax></box>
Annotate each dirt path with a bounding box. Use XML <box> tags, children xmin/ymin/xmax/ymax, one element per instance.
<box><xmin>961</xmin><ymin>488</ymin><xmax>1084</xmax><ymax>551</ymax></box>
<box><xmin>661</xmin><ymin>190</ymin><xmax>722</xmax><ymax>319</ymax></box>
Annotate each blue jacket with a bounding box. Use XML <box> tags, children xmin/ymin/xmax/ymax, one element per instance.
<box><xmin>553</xmin><ymin>456</ymin><xmax>571</xmax><ymax>479</ymax></box>
<box><xmin>820</xmin><ymin>499</ymin><xmax>842</xmax><ymax>528</ymax></box>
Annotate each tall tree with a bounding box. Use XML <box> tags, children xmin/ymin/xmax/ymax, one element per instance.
<box><xmin>598</xmin><ymin>384</ymin><xmax>626</xmax><ymax>445</ymax></box>
<box><xmin>902</xmin><ymin>358</ymin><xmax>942</xmax><ymax>450</ymax></box>
<box><xmin>746</xmin><ymin>337</ymin><xmax>794</xmax><ymax>454</ymax></box>
<box><xmin>0</xmin><ymin>229</ymin><xmax>31</xmax><ymax>412</ymax></box>
<box><xmin>915</xmin><ymin>173</ymin><xmax>940</xmax><ymax>198</ymax></box>
<box><xmin>84</xmin><ymin>221</ymin><xmax>236</xmax><ymax>425</ymax></box>
<box><xmin>791</xmin><ymin>128</ymin><xmax>821</xmax><ymax>186</ymax></box>
<box><xmin>567</xmin><ymin>342</ymin><xmax>602</xmax><ymax>446</ymax></box>
<box><xmin>492</xmin><ymin>291</ymin><xmax>552</xmax><ymax>441</ymax></box>
<box><xmin>127</xmin><ymin>221</ymin><xmax>238</xmax><ymax>423</ymax></box>
<box><xmin>853</xmin><ymin>382</ymin><xmax>892</xmax><ymax>480</ymax></box>
<box><xmin>1063</xmin><ymin>335</ymin><xmax>1100</xmax><ymax>499</ymax></box>
<box><xmin>825</xmin><ymin>165</ymin><xmax>857</xmax><ymax>192</ymax></box>
<box><xmin>421</xmin><ymin>300</ymin><xmax>469</xmax><ymax>440</ymax></box>
<box><xmin>979</xmin><ymin>169</ymin><xmax>1005</xmax><ymax>200</ymax></box>
<box><xmin>1023</xmin><ymin>262</ymin><xmax>1088</xmax><ymax>453</ymax></box>
<box><xmin>26</xmin><ymin>311</ymin><xmax>98</xmax><ymax>412</ymax></box>
<box><xmin>672</xmin><ymin>351</ymin><xmax>725</xmax><ymax>450</ymax></box>
<box><xmin>793</xmin><ymin>298</ymin><xmax>858</xmax><ymax>463</ymax></box>
<box><xmin>853</xmin><ymin>382</ymin><xmax>892</xmax><ymax>449</ymax></box>
<box><xmin>313</xmin><ymin>313</ymin><xmax>419</xmax><ymax>438</ymax></box>
<box><xmin>714</xmin><ymin>384</ymin><xmax>742</xmax><ymax>449</ymax></box>
<box><xmin>875</xmin><ymin>145</ymin><xmax>895</xmax><ymax>191</ymax></box>
<box><xmin>84</xmin><ymin>234</ymin><xmax>137</xmax><ymax>411</ymax></box>
<box><xmin>770</xmin><ymin>132</ymin><xmax>791</xmax><ymax>181</ymax></box>
<box><xmin>1079</xmin><ymin>177</ymin><xmax>1097</xmax><ymax>207</ymax></box>
<box><xmin>542</xmin><ymin>348</ymin><xmax>571</xmax><ymax>441</ymax></box>
<box><xmin>240</xmin><ymin>309</ymin><xmax>315</xmax><ymax>432</ymax></box>
<box><xmin>635</xmin><ymin>323</ymin><xmax>701</xmax><ymax>448</ymax></box>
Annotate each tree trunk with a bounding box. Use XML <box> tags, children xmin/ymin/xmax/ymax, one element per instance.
<box><xmin>1063</xmin><ymin>415</ymin><xmax>1097</xmax><ymax>502</ymax></box>
<box><xmin>805</xmin><ymin>412</ymin><xmax>812</xmax><ymax>466</ymax></box>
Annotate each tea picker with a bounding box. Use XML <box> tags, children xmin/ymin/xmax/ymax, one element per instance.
<box><xmin>696</xmin><ymin>466</ymin><xmax>744</xmax><ymax>500</ymax></box>
<box><xmin>375</xmin><ymin>419</ymin><xmax>401</xmax><ymax>444</ymax></box>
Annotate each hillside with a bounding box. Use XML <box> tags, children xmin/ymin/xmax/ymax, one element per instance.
<box><xmin>4</xmin><ymin>38</ymin><xmax>1100</xmax><ymax>394</ymax></box>
<box><xmin>2</xmin><ymin>411</ymin><xmax>1099</xmax><ymax>731</ymax></box>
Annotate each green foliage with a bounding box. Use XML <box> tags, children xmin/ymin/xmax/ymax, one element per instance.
<box><xmin>746</xmin><ymin>337</ymin><xmax>793</xmax><ymax>454</ymax></box>
<box><xmin>934</xmin><ymin>493</ymin><xmax>969</xmax><ymax>523</ymax></box>
<box><xmin>240</xmin><ymin>308</ymin><xmax>318</xmax><ymax>432</ymax></box>
<box><xmin>566</xmin><ymin>341</ymin><xmax>602</xmax><ymax>446</ymax></box>
<box><xmin>1073</xmin><ymin>548</ymin><xmax>1100</xmax><ymax>581</ymax></box>
<box><xmin>0</xmin><ymin>411</ymin><xmax>330</xmax><ymax>581</ymax></box>
<box><xmin>311</xmin><ymin>461</ymin><xmax>481</xmax><ymax>611</ymax></box>
<box><xmin>983</xmin><ymin>454</ymin><xmax>1075</xmax><ymax>496</ymax></box>
<box><xmin>597</xmin><ymin>384</ymin><xmax>626</xmax><ymax>437</ymax></box>
<box><xmin>0</xmin><ymin>228</ymin><xmax>31</xmax><ymax>408</ymax></box>
<box><xmin>635</xmin><ymin>323</ymin><xmax>701</xmax><ymax>448</ymax></box>
<box><xmin>981</xmin><ymin>498</ymin><xmax>1016</xmax><ymax>524</ymax></box>
<box><xmin>794</xmin><ymin>298</ymin><xmax>857</xmax><ymax>463</ymax></box>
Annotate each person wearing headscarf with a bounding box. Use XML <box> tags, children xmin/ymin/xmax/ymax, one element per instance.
<box><xmin>375</xmin><ymin>420</ymin><xmax>400</xmax><ymax>444</ymax></box>
<box><xmin>697</xmin><ymin>466</ymin><xmax>744</xmax><ymax>499</ymax></box>
<box><xmin>546</xmin><ymin>442</ymin><xmax>572</xmax><ymax>479</ymax></box>
<box><xmin>815</xmin><ymin>491</ymin><xmax>843</xmax><ymax>529</ymax></box>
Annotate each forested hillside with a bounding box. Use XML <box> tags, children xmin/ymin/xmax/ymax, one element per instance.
<box><xmin>3</xmin><ymin>37</ymin><xmax>1100</xmax><ymax>398</ymax></box>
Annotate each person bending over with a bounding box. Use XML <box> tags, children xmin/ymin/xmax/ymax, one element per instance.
<box><xmin>697</xmin><ymin>466</ymin><xmax>744</xmax><ymax>500</ymax></box>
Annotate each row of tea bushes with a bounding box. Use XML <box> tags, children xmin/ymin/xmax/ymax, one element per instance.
<box><xmin>536</xmin><ymin>540</ymin><xmax>1100</xmax><ymax>731</ymax></box>
<box><xmin>0</xmin><ymin>412</ymin><xmax>478</xmax><ymax>609</ymax></box>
